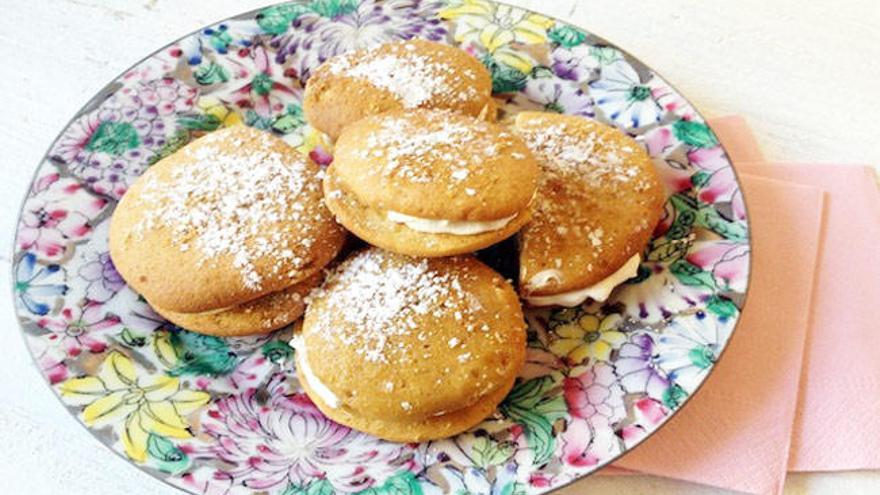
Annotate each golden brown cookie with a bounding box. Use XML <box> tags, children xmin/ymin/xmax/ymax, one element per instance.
<box><xmin>294</xmin><ymin>248</ymin><xmax>526</xmax><ymax>442</ymax></box>
<box><xmin>299</xmin><ymin>364</ymin><xmax>515</xmax><ymax>442</ymax></box>
<box><xmin>109</xmin><ymin>125</ymin><xmax>347</xmax><ymax>315</ymax></box>
<box><xmin>304</xmin><ymin>39</ymin><xmax>493</xmax><ymax>139</ymax></box>
<box><xmin>325</xmin><ymin>110</ymin><xmax>539</xmax><ymax>257</ymax></box>
<box><xmin>511</xmin><ymin>112</ymin><xmax>665</xmax><ymax>306</ymax></box>
<box><xmin>151</xmin><ymin>271</ymin><xmax>322</xmax><ymax>337</ymax></box>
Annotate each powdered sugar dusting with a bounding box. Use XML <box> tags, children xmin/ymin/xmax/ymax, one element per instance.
<box><xmin>308</xmin><ymin>249</ymin><xmax>481</xmax><ymax>364</ymax></box>
<box><xmin>359</xmin><ymin>111</ymin><xmax>503</xmax><ymax>184</ymax></box>
<box><xmin>133</xmin><ymin>128</ymin><xmax>323</xmax><ymax>290</ymax></box>
<box><xmin>328</xmin><ymin>41</ymin><xmax>477</xmax><ymax>108</ymax></box>
<box><xmin>516</xmin><ymin>119</ymin><xmax>639</xmax><ymax>187</ymax></box>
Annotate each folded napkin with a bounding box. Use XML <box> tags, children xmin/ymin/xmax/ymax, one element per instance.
<box><xmin>738</xmin><ymin>163</ymin><xmax>880</xmax><ymax>472</ymax></box>
<box><xmin>710</xmin><ymin>116</ymin><xmax>880</xmax><ymax>472</ymax></box>
<box><xmin>608</xmin><ymin>174</ymin><xmax>824</xmax><ymax>495</ymax></box>
<box><xmin>583</xmin><ymin>117</ymin><xmax>880</xmax><ymax>494</ymax></box>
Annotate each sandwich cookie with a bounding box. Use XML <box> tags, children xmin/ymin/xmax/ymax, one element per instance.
<box><xmin>303</xmin><ymin>38</ymin><xmax>494</xmax><ymax>139</ymax></box>
<box><xmin>324</xmin><ymin>110</ymin><xmax>540</xmax><ymax>257</ymax></box>
<box><xmin>294</xmin><ymin>248</ymin><xmax>526</xmax><ymax>442</ymax></box>
<box><xmin>109</xmin><ymin>125</ymin><xmax>347</xmax><ymax>335</ymax></box>
<box><xmin>511</xmin><ymin>112</ymin><xmax>665</xmax><ymax>306</ymax></box>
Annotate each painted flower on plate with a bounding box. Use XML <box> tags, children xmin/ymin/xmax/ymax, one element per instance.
<box><xmin>686</xmin><ymin>240</ymin><xmax>749</xmax><ymax>294</ymax></box>
<box><xmin>195</xmin><ymin>96</ymin><xmax>242</xmax><ymax>127</ymax></box>
<box><xmin>200</xmin><ymin>374</ymin><xmax>412</xmax><ymax>492</ymax></box>
<box><xmin>550</xmin><ymin>44</ymin><xmax>622</xmax><ymax>83</ymax></box>
<box><xmin>51</xmin><ymin>78</ymin><xmax>197</xmax><ymax>199</ymax></box>
<box><xmin>651</xmin><ymin>75</ymin><xmax>696</xmax><ymax>120</ymax></box>
<box><xmin>59</xmin><ymin>351</ymin><xmax>210</xmax><ymax>462</ymax></box>
<box><xmin>440</xmin><ymin>463</ymin><xmax>523</xmax><ymax>495</ymax></box>
<box><xmin>17</xmin><ymin>173</ymin><xmax>108</xmax><ymax>261</ymax></box>
<box><xmin>522</xmin><ymin>75</ymin><xmax>594</xmax><ymax>116</ymax></box>
<box><xmin>608</xmin><ymin>259</ymin><xmax>712</xmax><ymax>323</ymax></box>
<box><xmin>618</xmin><ymin>397</ymin><xmax>668</xmax><ymax>448</ymax></box>
<box><xmin>549</xmin><ymin>312</ymin><xmax>626</xmax><ymax>364</ymax></box>
<box><xmin>441</xmin><ymin>0</ymin><xmax>554</xmax><ymax>73</ymax></box>
<box><xmin>613</xmin><ymin>333</ymin><xmax>672</xmax><ymax>400</ymax></box>
<box><xmin>14</xmin><ymin>252</ymin><xmax>67</xmax><ymax>316</ymax></box>
<box><xmin>655</xmin><ymin>311</ymin><xmax>733</xmax><ymax>391</ymax></box>
<box><xmin>174</xmin><ymin>20</ymin><xmax>261</xmax><ymax>66</ymax></box>
<box><xmin>689</xmin><ymin>145</ymin><xmax>746</xmax><ymax>221</ymax></box>
<box><xmin>636</xmin><ymin>124</ymin><xmax>694</xmax><ymax>193</ymax></box>
<box><xmin>78</xmin><ymin>251</ymin><xmax>126</xmax><ymax>303</ymax></box>
<box><xmin>38</xmin><ymin>303</ymin><xmax>122</xmax><ymax>357</ymax></box>
<box><xmin>32</xmin><ymin>337</ymin><xmax>69</xmax><ymax>385</ymax></box>
<box><xmin>563</xmin><ymin>362</ymin><xmax>625</xmax><ymax>425</ymax></box>
<box><xmin>215</xmin><ymin>44</ymin><xmax>300</xmax><ymax>122</ymax></box>
<box><xmin>558</xmin><ymin>417</ymin><xmax>621</xmax><ymax>469</ymax></box>
<box><xmin>271</xmin><ymin>0</ymin><xmax>447</xmax><ymax>81</ymax></box>
<box><xmin>589</xmin><ymin>59</ymin><xmax>663</xmax><ymax>129</ymax></box>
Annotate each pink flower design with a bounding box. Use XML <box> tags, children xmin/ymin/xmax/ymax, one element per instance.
<box><xmin>559</xmin><ymin>417</ymin><xmax>622</xmax><ymax>469</ymax></box>
<box><xmin>686</xmin><ymin>240</ymin><xmax>749</xmax><ymax>293</ymax></box>
<box><xmin>121</xmin><ymin>53</ymin><xmax>178</xmax><ymax>84</ymax></box>
<box><xmin>37</xmin><ymin>303</ymin><xmax>122</xmax><ymax>357</ymax></box>
<box><xmin>689</xmin><ymin>146</ymin><xmax>746</xmax><ymax>220</ymax></box>
<box><xmin>619</xmin><ymin>397</ymin><xmax>669</xmax><ymax>448</ymax></box>
<box><xmin>32</xmin><ymin>338</ymin><xmax>69</xmax><ymax>385</ymax></box>
<box><xmin>199</xmin><ymin>374</ymin><xmax>413</xmax><ymax>492</ymax></box>
<box><xmin>560</xmin><ymin>420</ymin><xmax>599</xmax><ymax>468</ymax></box>
<box><xmin>17</xmin><ymin>173</ymin><xmax>108</xmax><ymax>261</ymax></box>
<box><xmin>650</xmin><ymin>76</ymin><xmax>696</xmax><ymax>120</ymax></box>
<box><xmin>638</xmin><ymin>126</ymin><xmax>693</xmax><ymax>194</ymax></box>
<box><xmin>563</xmin><ymin>363</ymin><xmax>625</xmax><ymax>426</ymax></box>
<box><xmin>51</xmin><ymin>78</ymin><xmax>197</xmax><ymax>199</ymax></box>
<box><xmin>219</xmin><ymin>44</ymin><xmax>300</xmax><ymax>119</ymax></box>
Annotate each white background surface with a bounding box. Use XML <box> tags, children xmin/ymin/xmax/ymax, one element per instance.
<box><xmin>1</xmin><ymin>1</ymin><xmax>878</xmax><ymax>494</ymax></box>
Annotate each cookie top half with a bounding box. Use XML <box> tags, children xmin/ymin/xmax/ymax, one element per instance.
<box><xmin>304</xmin><ymin>39</ymin><xmax>493</xmax><ymax>139</ymax></box>
<box><xmin>330</xmin><ymin>110</ymin><xmax>539</xmax><ymax>222</ymax></box>
<box><xmin>109</xmin><ymin>125</ymin><xmax>346</xmax><ymax>313</ymax></box>
<box><xmin>298</xmin><ymin>248</ymin><xmax>526</xmax><ymax>422</ymax></box>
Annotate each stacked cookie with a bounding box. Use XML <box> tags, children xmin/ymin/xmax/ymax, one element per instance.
<box><xmin>109</xmin><ymin>126</ymin><xmax>347</xmax><ymax>336</ymax></box>
<box><xmin>109</xmin><ymin>38</ymin><xmax>664</xmax><ymax>443</ymax></box>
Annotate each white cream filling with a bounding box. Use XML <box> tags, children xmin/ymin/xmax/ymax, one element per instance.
<box><xmin>525</xmin><ymin>269</ymin><xmax>564</xmax><ymax>291</ymax></box>
<box><xmin>386</xmin><ymin>210</ymin><xmax>517</xmax><ymax>235</ymax></box>
<box><xmin>526</xmin><ymin>254</ymin><xmax>641</xmax><ymax>307</ymax></box>
<box><xmin>290</xmin><ymin>336</ymin><xmax>341</xmax><ymax>408</ymax></box>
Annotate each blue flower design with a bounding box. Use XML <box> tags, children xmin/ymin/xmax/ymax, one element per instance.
<box><xmin>589</xmin><ymin>60</ymin><xmax>662</xmax><ymax>129</ymax></box>
<box><xmin>655</xmin><ymin>311</ymin><xmax>732</xmax><ymax>391</ymax></box>
<box><xmin>14</xmin><ymin>252</ymin><xmax>68</xmax><ymax>316</ymax></box>
<box><xmin>441</xmin><ymin>462</ymin><xmax>523</xmax><ymax>495</ymax></box>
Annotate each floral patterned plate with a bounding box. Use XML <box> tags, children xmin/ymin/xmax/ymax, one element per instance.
<box><xmin>13</xmin><ymin>1</ymin><xmax>750</xmax><ymax>493</ymax></box>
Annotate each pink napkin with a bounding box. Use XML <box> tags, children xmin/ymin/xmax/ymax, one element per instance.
<box><xmin>608</xmin><ymin>174</ymin><xmax>824</xmax><ymax>495</ymax></box>
<box><xmin>589</xmin><ymin>118</ymin><xmax>880</xmax><ymax>493</ymax></box>
<box><xmin>709</xmin><ymin>116</ymin><xmax>880</xmax><ymax>471</ymax></box>
<box><xmin>706</xmin><ymin>115</ymin><xmax>766</xmax><ymax>163</ymax></box>
<box><xmin>737</xmin><ymin>163</ymin><xmax>880</xmax><ymax>472</ymax></box>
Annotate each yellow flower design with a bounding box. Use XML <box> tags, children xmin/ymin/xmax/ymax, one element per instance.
<box><xmin>440</xmin><ymin>0</ymin><xmax>554</xmax><ymax>73</ymax></box>
<box><xmin>549</xmin><ymin>313</ymin><xmax>626</xmax><ymax>364</ymax></box>
<box><xmin>196</xmin><ymin>96</ymin><xmax>242</xmax><ymax>127</ymax></box>
<box><xmin>59</xmin><ymin>351</ymin><xmax>209</xmax><ymax>462</ymax></box>
<box><xmin>295</xmin><ymin>125</ymin><xmax>333</xmax><ymax>157</ymax></box>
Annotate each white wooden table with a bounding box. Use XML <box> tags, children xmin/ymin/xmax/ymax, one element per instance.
<box><xmin>1</xmin><ymin>1</ymin><xmax>878</xmax><ymax>493</ymax></box>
